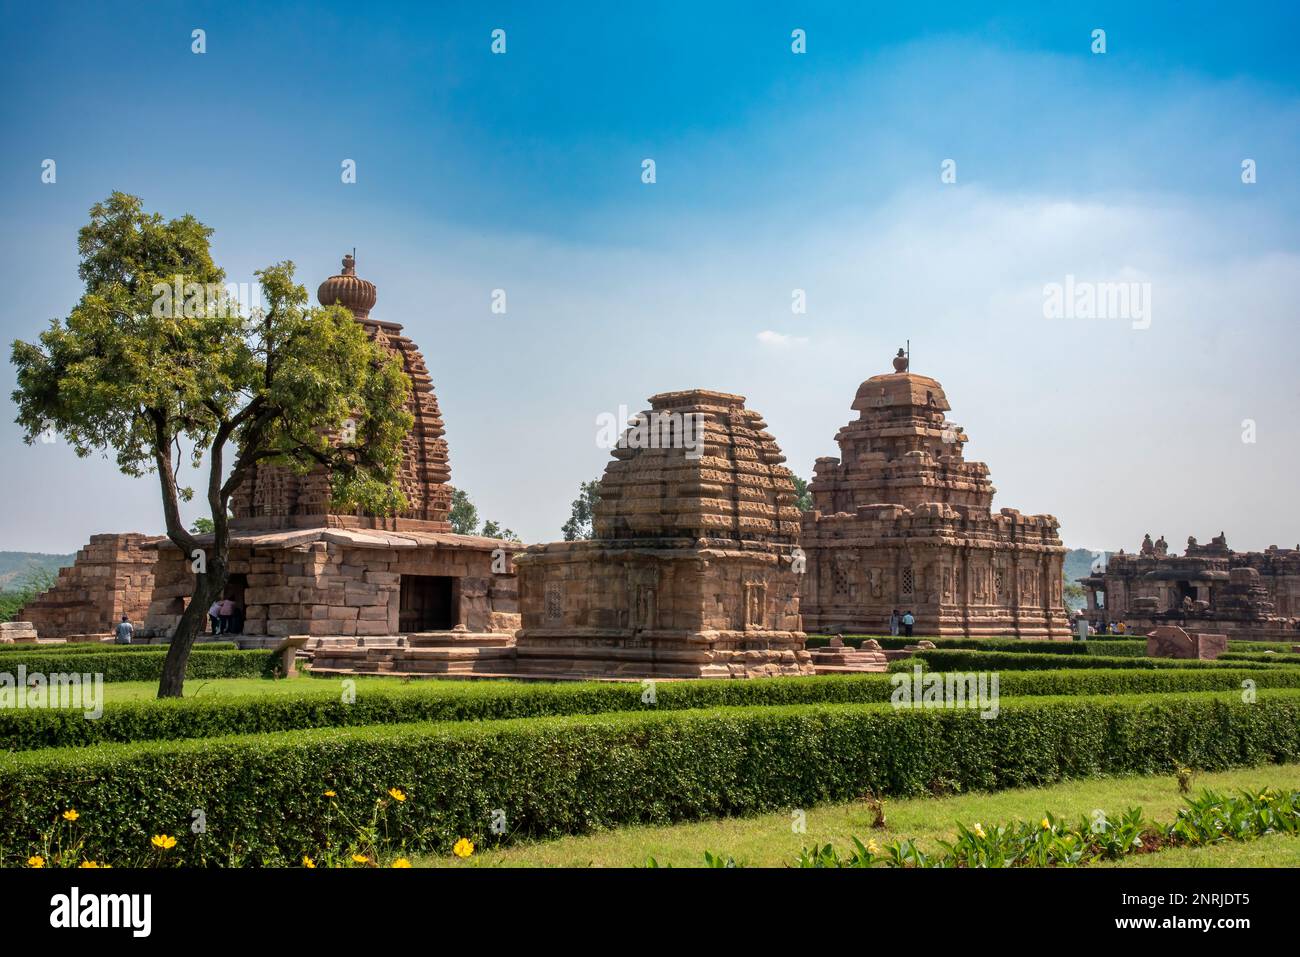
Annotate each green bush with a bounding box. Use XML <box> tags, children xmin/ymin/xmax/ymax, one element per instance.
<box><xmin>2</xmin><ymin>690</ymin><xmax>1297</xmax><ymax>865</ymax></box>
<box><xmin>901</xmin><ymin>649</ymin><xmax>1283</xmax><ymax>672</ymax></box>
<box><xmin>0</xmin><ymin>641</ymin><xmax>237</xmax><ymax>654</ymax></box>
<box><xmin>0</xmin><ymin>648</ymin><xmax>272</xmax><ymax>683</ymax></box>
<box><xmin>4</xmin><ymin>667</ymin><xmax>1299</xmax><ymax>751</ymax></box>
<box><xmin>809</xmin><ymin>636</ymin><xmax>1146</xmax><ymax>657</ymax></box>
<box><xmin>1228</xmin><ymin>640</ymin><xmax>1299</xmax><ymax>653</ymax></box>
<box><xmin>1219</xmin><ymin>651</ymin><xmax>1300</xmax><ymax>665</ymax></box>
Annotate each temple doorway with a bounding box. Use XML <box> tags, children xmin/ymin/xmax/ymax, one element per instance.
<box><xmin>223</xmin><ymin>573</ymin><xmax>248</xmax><ymax>634</ymax></box>
<box><xmin>399</xmin><ymin>575</ymin><xmax>455</xmax><ymax>632</ymax></box>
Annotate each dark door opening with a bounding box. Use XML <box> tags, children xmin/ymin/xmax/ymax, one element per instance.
<box><xmin>399</xmin><ymin>575</ymin><xmax>455</xmax><ymax>632</ymax></box>
<box><xmin>222</xmin><ymin>573</ymin><xmax>248</xmax><ymax>635</ymax></box>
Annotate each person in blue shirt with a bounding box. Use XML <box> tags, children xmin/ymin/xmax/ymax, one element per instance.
<box><xmin>114</xmin><ymin>615</ymin><xmax>134</xmax><ymax>645</ymax></box>
<box><xmin>902</xmin><ymin>610</ymin><xmax>915</xmax><ymax>638</ymax></box>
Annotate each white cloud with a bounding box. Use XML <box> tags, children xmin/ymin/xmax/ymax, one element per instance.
<box><xmin>756</xmin><ymin>330</ymin><xmax>809</xmax><ymax>349</ymax></box>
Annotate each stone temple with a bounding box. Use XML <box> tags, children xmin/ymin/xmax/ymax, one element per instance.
<box><xmin>1079</xmin><ymin>532</ymin><xmax>1300</xmax><ymax>641</ymax></box>
<box><xmin>513</xmin><ymin>390</ymin><xmax>813</xmax><ymax>677</ymax></box>
<box><xmin>800</xmin><ymin>351</ymin><xmax>1071</xmax><ymax>639</ymax></box>
<box><xmin>135</xmin><ymin>255</ymin><xmax>518</xmax><ymax>651</ymax></box>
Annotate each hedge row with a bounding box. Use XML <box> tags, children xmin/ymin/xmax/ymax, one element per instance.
<box><xmin>5</xmin><ymin>667</ymin><xmax>1298</xmax><ymax>751</ymax></box>
<box><xmin>0</xmin><ymin>649</ymin><xmax>273</xmax><ymax>683</ymax></box>
<box><xmin>0</xmin><ymin>641</ymin><xmax>237</xmax><ymax>655</ymax></box>
<box><xmin>809</xmin><ymin>636</ymin><xmax>1147</xmax><ymax>657</ymax></box>
<box><xmin>2</xmin><ymin>690</ymin><xmax>1297</xmax><ymax>865</ymax></box>
<box><xmin>1220</xmin><ymin>652</ymin><xmax>1300</xmax><ymax>665</ymax></box>
<box><xmin>896</xmin><ymin>649</ymin><xmax>1284</xmax><ymax>673</ymax></box>
<box><xmin>1228</xmin><ymin>640</ymin><xmax>1300</xmax><ymax>653</ymax></box>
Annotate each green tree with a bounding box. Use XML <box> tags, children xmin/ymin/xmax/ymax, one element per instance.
<box><xmin>479</xmin><ymin>519</ymin><xmax>518</xmax><ymax>541</ymax></box>
<box><xmin>0</xmin><ymin>567</ymin><xmax>58</xmax><ymax>624</ymax></box>
<box><xmin>11</xmin><ymin>193</ymin><xmax>411</xmax><ymax>697</ymax></box>
<box><xmin>561</xmin><ymin>479</ymin><xmax>601</xmax><ymax>541</ymax></box>
<box><xmin>449</xmin><ymin>488</ymin><xmax>479</xmax><ymax>535</ymax></box>
<box><xmin>791</xmin><ymin>475</ymin><xmax>813</xmax><ymax>512</ymax></box>
<box><xmin>190</xmin><ymin>517</ymin><xmax>215</xmax><ymax>534</ymax></box>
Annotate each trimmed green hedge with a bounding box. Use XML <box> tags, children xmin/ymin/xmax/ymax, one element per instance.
<box><xmin>1228</xmin><ymin>640</ymin><xmax>1300</xmax><ymax>652</ymax></box>
<box><xmin>1220</xmin><ymin>651</ymin><xmax>1300</xmax><ymax>665</ymax></box>
<box><xmin>5</xmin><ymin>667</ymin><xmax>1299</xmax><ymax>751</ymax></box>
<box><xmin>0</xmin><ymin>648</ymin><xmax>272</xmax><ymax>682</ymax></box>
<box><xmin>2</xmin><ymin>690</ymin><xmax>1297</xmax><ymax>865</ymax></box>
<box><xmin>896</xmin><ymin>649</ymin><xmax>1284</xmax><ymax>673</ymax></box>
<box><xmin>808</xmin><ymin>636</ymin><xmax>1147</xmax><ymax>657</ymax></box>
<box><xmin>0</xmin><ymin>641</ymin><xmax>237</xmax><ymax>654</ymax></box>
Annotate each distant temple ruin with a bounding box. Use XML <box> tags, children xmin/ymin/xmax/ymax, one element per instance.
<box><xmin>1079</xmin><ymin>532</ymin><xmax>1300</xmax><ymax>640</ymax></box>
<box><xmin>799</xmin><ymin>351</ymin><xmax>1071</xmax><ymax>638</ymax></box>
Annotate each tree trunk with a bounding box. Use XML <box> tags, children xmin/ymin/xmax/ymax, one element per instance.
<box><xmin>157</xmin><ymin>561</ymin><xmax>227</xmax><ymax>698</ymax></box>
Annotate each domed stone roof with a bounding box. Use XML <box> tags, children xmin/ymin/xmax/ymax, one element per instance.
<box><xmin>317</xmin><ymin>253</ymin><xmax>377</xmax><ymax>320</ymax></box>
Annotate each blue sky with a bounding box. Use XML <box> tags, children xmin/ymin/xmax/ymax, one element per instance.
<box><xmin>2</xmin><ymin>1</ymin><xmax>1298</xmax><ymax>554</ymax></box>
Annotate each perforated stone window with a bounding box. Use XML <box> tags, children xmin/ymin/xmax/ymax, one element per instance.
<box><xmin>832</xmin><ymin>564</ymin><xmax>850</xmax><ymax>598</ymax></box>
<box><xmin>901</xmin><ymin>567</ymin><xmax>914</xmax><ymax>596</ymax></box>
<box><xmin>544</xmin><ymin>582</ymin><xmax>563</xmax><ymax>622</ymax></box>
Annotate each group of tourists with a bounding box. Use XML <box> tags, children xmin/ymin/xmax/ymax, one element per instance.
<box><xmin>112</xmin><ymin>595</ymin><xmax>243</xmax><ymax>644</ymax></box>
<box><xmin>888</xmin><ymin>609</ymin><xmax>916</xmax><ymax>637</ymax></box>
<box><xmin>207</xmin><ymin>597</ymin><xmax>243</xmax><ymax>635</ymax></box>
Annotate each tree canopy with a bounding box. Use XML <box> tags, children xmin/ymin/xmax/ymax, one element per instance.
<box><xmin>10</xmin><ymin>192</ymin><xmax>413</xmax><ymax>695</ymax></box>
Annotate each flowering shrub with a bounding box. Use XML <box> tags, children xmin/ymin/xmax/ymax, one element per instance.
<box><xmin>791</xmin><ymin>788</ymin><xmax>1300</xmax><ymax>867</ymax></box>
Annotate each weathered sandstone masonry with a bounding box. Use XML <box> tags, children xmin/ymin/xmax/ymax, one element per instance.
<box><xmin>16</xmin><ymin>533</ymin><xmax>160</xmax><ymax>639</ymax></box>
<box><xmin>1080</xmin><ymin>532</ymin><xmax>1300</xmax><ymax>641</ymax></box>
<box><xmin>800</xmin><ymin>352</ymin><xmax>1070</xmax><ymax>639</ymax></box>
<box><xmin>514</xmin><ymin>389</ymin><xmax>813</xmax><ymax>678</ymax></box>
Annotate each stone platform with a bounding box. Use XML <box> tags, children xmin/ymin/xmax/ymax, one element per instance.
<box><xmin>306</xmin><ymin>632</ymin><xmax>519</xmax><ymax>677</ymax></box>
<box><xmin>806</xmin><ymin>637</ymin><xmax>889</xmax><ymax>673</ymax></box>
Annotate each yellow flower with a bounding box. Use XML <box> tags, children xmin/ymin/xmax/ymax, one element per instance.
<box><xmin>79</xmin><ymin>860</ymin><xmax>99</xmax><ymax>868</ymax></box>
<box><xmin>302</xmin><ymin>856</ymin><xmax>316</xmax><ymax>868</ymax></box>
<box><xmin>392</xmin><ymin>857</ymin><xmax>412</xmax><ymax>868</ymax></box>
<box><xmin>972</xmin><ymin>823</ymin><xmax>986</xmax><ymax>839</ymax></box>
<box><xmin>866</xmin><ymin>840</ymin><xmax>880</xmax><ymax>855</ymax></box>
<box><xmin>27</xmin><ymin>855</ymin><xmax>45</xmax><ymax>868</ymax></box>
<box><xmin>388</xmin><ymin>788</ymin><xmax>406</xmax><ymax>802</ymax></box>
<box><xmin>324</xmin><ymin>790</ymin><xmax>336</xmax><ymax>798</ymax></box>
<box><xmin>351</xmin><ymin>853</ymin><xmax>371</xmax><ymax>865</ymax></box>
<box><xmin>151</xmin><ymin>834</ymin><xmax>177</xmax><ymax>850</ymax></box>
<box><xmin>452</xmin><ymin>838</ymin><xmax>474</xmax><ymax>858</ymax></box>
<box><xmin>62</xmin><ymin>810</ymin><xmax>79</xmax><ymax>822</ymax></box>
<box><xmin>1040</xmin><ymin>818</ymin><xmax>1050</xmax><ymax>831</ymax></box>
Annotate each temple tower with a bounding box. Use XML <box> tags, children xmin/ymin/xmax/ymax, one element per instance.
<box><xmin>514</xmin><ymin>389</ymin><xmax>812</xmax><ymax>677</ymax></box>
<box><xmin>231</xmin><ymin>254</ymin><xmax>452</xmax><ymax>531</ymax></box>
<box><xmin>801</xmin><ymin>352</ymin><xmax>1070</xmax><ymax>638</ymax></box>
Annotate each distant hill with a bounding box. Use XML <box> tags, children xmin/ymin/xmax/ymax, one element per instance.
<box><xmin>1062</xmin><ymin>547</ymin><xmax>1114</xmax><ymax>613</ymax></box>
<box><xmin>1063</xmin><ymin>547</ymin><xmax>1112</xmax><ymax>584</ymax></box>
<box><xmin>0</xmin><ymin>551</ymin><xmax>75</xmax><ymax>591</ymax></box>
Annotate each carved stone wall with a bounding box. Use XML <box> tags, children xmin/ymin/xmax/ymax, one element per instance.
<box><xmin>1080</xmin><ymin>535</ymin><xmax>1300</xmax><ymax>640</ymax></box>
<box><xmin>143</xmin><ymin>529</ymin><xmax>519</xmax><ymax>639</ymax></box>
<box><xmin>801</xmin><ymin>360</ymin><xmax>1070</xmax><ymax>639</ymax></box>
<box><xmin>515</xmin><ymin>389</ymin><xmax>811</xmax><ymax>677</ymax></box>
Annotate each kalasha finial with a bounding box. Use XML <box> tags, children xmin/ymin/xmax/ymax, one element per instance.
<box><xmin>892</xmin><ymin>347</ymin><xmax>909</xmax><ymax>373</ymax></box>
<box><xmin>317</xmin><ymin>251</ymin><xmax>376</xmax><ymax>319</ymax></box>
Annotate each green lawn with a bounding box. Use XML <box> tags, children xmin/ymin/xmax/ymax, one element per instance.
<box><xmin>413</xmin><ymin>763</ymin><xmax>1300</xmax><ymax>868</ymax></box>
